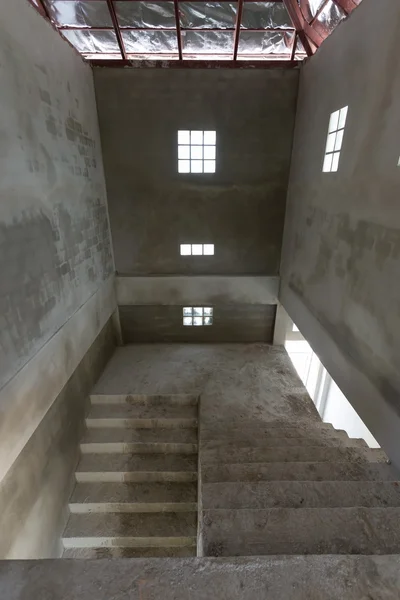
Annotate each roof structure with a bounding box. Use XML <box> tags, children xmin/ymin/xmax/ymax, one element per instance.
<box><xmin>29</xmin><ymin>0</ymin><xmax>362</xmax><ymax>65</ymax></box>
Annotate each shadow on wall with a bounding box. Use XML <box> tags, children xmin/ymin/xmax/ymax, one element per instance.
<box><xmin>285</xmin><ymin>321</ymin><xmax>379</xmax><ymax>448</ymax></box>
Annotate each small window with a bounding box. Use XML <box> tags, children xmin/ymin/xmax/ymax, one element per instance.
<box><xmin>183</xmin><ymin>307</ymin><xmax>213</xmax><ymax>326</ymax></box>
<box><xmin>180</xmin><ymin>244</ymin><xmax>214</xmax><ymax>256</ymax></box>
<box><xmin>178</xmin><ymin>130</ymin><xmax>216</xmax><ymax>174</ymax></box>
<box><xmin>323</xmin><ymin>106</ymin><xmax>348</xmax><ymax>173</ymax></box>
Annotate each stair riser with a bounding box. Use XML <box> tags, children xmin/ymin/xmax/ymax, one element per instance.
<box><xmin>80</xmin><ymin>443</ymin><xmax>197</xmax><ymax>454</ymax></box>
<box><xmin>86</xmin><ymin>418</ymin><xmax>198</xmax><ymax>429</ymax></box>
<box><xmin>76</xmin><ymin>472</ymin><xmax>198</xmax><ymax>483</ymax></box>
<box><xmin>69</xmin><ymin>503</ymin><xmax>197</xmax><ymax>513</ymax></box>
<box><xmin>90</xmin><ymin>395</ymin><xmax>198</xmax><ymax>406</ymax></box>
<box><xmin>63</xmin><ymin>537</ymin><xmax>196</xmax><ymax>549</ymax></box>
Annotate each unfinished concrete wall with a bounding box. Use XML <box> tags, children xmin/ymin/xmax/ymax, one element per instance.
<box><xmin>0</xmin><ymin>0</ymin><xmax>117</xmax><ymax>557</ymax></box>
<box><xmin>280</xmin><ymin>0</ymin><xmax>400</xmax><ymax>467</ymax></box>
<box><xmin>94</xmin><ymin>68</ymin><xmax>298</xmax><ymax>341</ymax></box>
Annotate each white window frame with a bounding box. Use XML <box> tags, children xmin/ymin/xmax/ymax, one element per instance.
<box><xmin>180</xmin><ymin>244</ymin><xmax>214</xmax><ymax>256</ymax></box>
<box><xmin>323</xmin><ymin>106</ymin><xmax>348</xmax><ymax>173</ymax></box>
<box><xmin>183</xmin><ymin>307</ymin><xmax>213</xmax><ymax>326</ymax></box>
<box><xmin>178</xmin><ymin>130</ymin><xmax>216</xmax><ymax>174</ymax></box>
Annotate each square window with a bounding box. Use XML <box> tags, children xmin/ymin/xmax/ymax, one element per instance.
<box><xmin>193</xmin><ymin>307</ymin><xmax>203</xmax><ymax>316</ymax></box>
<box><xmin>178</xmin><ymin>160</ymin><xmax>190</xmax><ymax>173</ymax></box>
<box><xmin>203</xmin><ymin>307</ymin><xmax>213</xmax><ymax>316</ymax></box>
<box><xmin>182</xmin><ymin>306</ymin><xmax>213</xmax><ymax>326</ymax></box>
<box><xmin>192</xmin><ymin>244</ymin><xmax>203</xmax><ymax>255</ymax></box>
<box><xmin>178</xmin><ymin>145</ymin><xmax>190</xmax><ymax>159</ymax></box>
<box><xmin>204</xmin><ymin>131</ymin><xmax>216</xmax><ymax>145</ymax></box>
<box><xmin>191</xmin><ymin>146</ymin><xmax>203</xmax><ymax>160</ymax></box>
<box><xmin>183</xmin><ymin>307</ymin><xmax>193</xmax><ymax>316</ymax></box>
<box><xmin>203</xmin><ymin>244</ymin><xmax>214</xmax><ymax>255</ymax></box>
<box><xmin>323</xmin><ymin>106</ymin><xmax>348</xmax><ymax>173</ymax></box>
<box><xmin>180</xmin><ymin>244</ymin><xmax>191</xmax><ymax>256</ymax></box>
<box><xmin>193</xmin><ymin>316</ymin><xmax>203</xmax><ymax>326</ymax></box>
<box><xmin>204</xmin><ymin>160</ymin><xmax>216</xmax><ymax>173</ymax></box>
<box><xmin>178</xmin><ymin>130</ymin><xmax>216</xmax><ymax>174</ymax></box>
<box><xmin>191</xmin><ymin>160</ymin><xmax>203</xmax><ymax>173</ymax></box>
<box><xmin>204</xmin><ymin>316</ymin><xmax>213</xmax><ymax>326</ymax></box>
<box><xmin>183</xmin><ymin>317</ymin><xmax>193</xmax><ymax>326</ymax></box>
<box><xmin>191</xmin><ymin>131</ymin><xmax>203</xmax><ymax>145</ymax></box>
<box><xmin>178</xmin><ymin>130</ymin><xmax>190</xmax><ymax>144</ymax></box>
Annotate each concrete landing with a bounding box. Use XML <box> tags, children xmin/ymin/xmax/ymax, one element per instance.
<box><xmin>2</xmin><ymin>556</ymin><xmax>400</xmax><ymax>599</ymax></box>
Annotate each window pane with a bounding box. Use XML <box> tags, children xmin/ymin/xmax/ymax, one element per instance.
<box><xmin>329</xmin><ymin>110</ymin><xmax>340</xmax><ymax>133</ymax></box>
<box><xmin>203</xmin><ymin>244</ymin><xmax>214</xmax><ymax>255</ymax></box>
<box><xmin>183</xmin><ymin>317</ymin><xmax>193</xmax><ymax>326</ymax></box>
<box><xmin>116</xmin><ymin>1</ymin><xmax>176</xmax><ymax>28</ymax></box>
<box><xmin>193</xmin><ymin>317</ymin><xmax>203</xmax><ymax>326</ymax></box>
<box><xmin>204</xmin><ymin>131</ymin><xmax>216</xmax><ymax>145</ymax></box>
<box><xmin>204</xmin><ymin>316</ymin><xmax>213</xmax><ymax>325</ymax></box>
<box><xmin>193</xmin><ymin>307</ymin><xmax>203</xmax><ymax>316</ymax></box>
<box><xmin>325</xmin><ymin>132</ymin><xmax>336</xmax><ymax>153</ymax></box>
<box><xmin>180</xmin><ymin>244</ymin><xmax>191</xmax><ymax>255</ymax></box>
<box><xmin>191</xmin><ymin>160</ymin><xmax>203</xmax><ymax>173</ymax></box>
<box><xmin>204</xmin><ymin>160</ymin><xmax>216</xmax><ymax>173</ymax></box>
<box><xmin>338</xmin><ymin>106</ymin><xmax>348</xmax><ymax>129</ymax></box>
<box><xmin>178</xmin><ymin>145</ymin><xmax>190</xmax><ymax>159</ymax></box>
<box><xmin>122</xmin><ymin>29</ymin><xmax>178</xmax><ymax>53</ymax></box>
<box><xmin>192</xmin><ymin>244</ymin><xmax>203</xmax><ymax>255</ymax></box>
<box><xmin>179</xmin><ymin>2</ymin><xmax>236</xmax><ymax>29</ymax></box>
<box><xmin>183</xmin><ymin>307</ymin><xmax>193</xmax><ymax>315</ymax></box>
<box><xmin>191</xmin><ymin>146</ymin><xmax>203</xmax><ymax>160</ymax></box>
<box><xmin>178</xmin><ymin>130</ymin><xmax>190</xmax><ymax>144</ymax></box>
<box><xmin>204</xmin><ymin>146</ymin><xmax>216</xmax><ymax>160</ymax></box>
<box><xmin>178</xmin><ymin>160</ymin><xmax>190</xmax><ymax>173</ymax></box>
<box><xmin>331</xmin><ymin>152</ymin><xmax>340</xmax><ymax>172</ymax></box>
<box><xmin>191</xmin><ymin>131</ymin><xmax>203</xmax><ymax>144</ymax></box>
<box><xmin>241</xmin><ymin>2</ymin><xmax>292</xmax><ymax>29</ymax></box>
<box><xmin>323</xmin><ymin>153</ymin><xmax>333</xmax><ymax>172</ymax></box>
<box><xmin>334</xmin><ymin>129</ymin><xmax>344</xmax><ymax>151</ymax></box>
<box><xmin>204</xmin><ymin>307</ymin><xmax>213</xmax><ymax>315</ymax></box>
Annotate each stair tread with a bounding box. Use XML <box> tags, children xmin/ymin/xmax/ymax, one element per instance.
<box><xmin>62</xmin><ymin>546</ymin><xmax>197</xmax><ymax>558</ymax></box>
<box><xmin>202</xmin><ymin>461</ymin><xmax>400</xmax><ymax>482</ymax></box>
<box><xmin>202</xmin><ymin>437</ymin><xmax>367</xmax><ymax>449</ymax></box>
<box><xmin>77</xmin><ymin>453</ymin><xmax>198</xmax><ymax>473</ymax></box>
<box><xmin>71</xmin><ymin>482</ymin><xmax>197</xmax><ymax>504</ymax></box>
<box><xmin>80</xmin><ymin>442</ymin><xmax>197</xmax><ymax>454</ymax></box>
<box><xmin>63</xmin><ymin>512</ymin><xmax>197</xmax><ymax>538</ymax></box>
<box><xmin>91</xmin><ymin>394</ymin><xmax>198</xmax><ymax>406</ymax></box>
<box><xmin>82</xmin><ymin>428</ymin><xmax>197</xmax><ymax>444</ymax></box>
<box><xmin>202</xmin><ymin>480</ymin><xmax>400</xmax><ymax>509</ymax></box>
<box><xmin>202</xmin><ymin>446</ymin><xmax>388</xmax><ymax>465</ymax></box>
<box><xmin>202</xmin><ymin>507</ymin><xmax>400</xmax><ymax>556</ymax></box>
<box><xmin>88</xmin><ymin>404</ymin><xmax>197</xmax><ymax>420</ymax></box>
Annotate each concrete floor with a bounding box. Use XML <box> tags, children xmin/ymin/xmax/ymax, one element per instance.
<box><xmin>94</xmin><ymin>344</ymin><xmax>320</xmax><ymax>431</ymax></box>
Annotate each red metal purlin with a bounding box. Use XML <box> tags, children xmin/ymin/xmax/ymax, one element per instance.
<box><xmin>233</xmin><ymin>0</ymin><xmax>244</xmax><ymax>60</ymax></box>
<box><xmin>173</xmin><ymin>0</ymin><xmax>183</xmax><ymax>60</ymax></box>
<box><xmin>332</xmin><ymin>0</ymin><xmax>357</xmax><ymax>14</ymax></box>
<box><xmin>106</xmin><ymin>0</ymin><xmax>127</xmax><ymax>60</ymax></box>
<box><xmin>282</xmin><ymin>0</ymin><xmax>314</xmax><ymax>56</ymax></box>
<box><xmin>290</xmin><ymin>32</ymin><xmax>297</xmax><ymax>61</ymax></box>
<box><xmin>35</xmin><ymin>0</ymin><xmax>51</xmax><ymax>19</ymax></box>
<box><xmin>57</xmin><ymin>26</ymin><xmax>296</xmax><ymax>32</ymax></box>
<box><xmin>90</xmin><ymin>59</ymin><xmax>300</xmax><ymax>68</ymax></box>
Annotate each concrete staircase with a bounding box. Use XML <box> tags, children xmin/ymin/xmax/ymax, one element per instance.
<box><xmin>200</xmin><ymin>420</ymin><xmax>400</xmax><ymax>557</ymax></box>
<box><xmin>62</xmin><ymin>395</ymin><xmax>199</xmax><ymax>558</ymax></box>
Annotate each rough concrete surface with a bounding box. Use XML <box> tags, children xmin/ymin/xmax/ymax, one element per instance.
<box><xmin>280</xmin><ymin>0</ymin><xmax>400</xmax><ymax>467</ymax></box>
<box><xmin>2</xmin><ymin>556</ymin><xmax>400</xmax><ymax>599</ymax></box>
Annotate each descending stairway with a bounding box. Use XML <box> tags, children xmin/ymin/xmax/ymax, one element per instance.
<box><xmin>200</xmin><ymin>420</ymin><xmax>400</xmax><ymax>557</ymax></box>
<box><xmin>62</xmin><ymin>394</ymin><xmax>199</xmax><ymax>558</ymax></box>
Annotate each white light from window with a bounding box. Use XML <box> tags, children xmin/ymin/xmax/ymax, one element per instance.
<box><xmin>180</xmin><ymin>244</ymin><xmax>214</xmax><ymax>256</ymax></box>
<box><xmin>323</xmin><ymin>106</ymin><xmax>348</xmax><ymax>173</ymax></box>
<box><xmin>183</xmin><ymin>307</ymin><xmax>213</xmax><ymax>326</ymax></box>
<box><xmin>178</xmin><ymin>130</ymin><xmax>216</xmax><ymax>174</ymax></box>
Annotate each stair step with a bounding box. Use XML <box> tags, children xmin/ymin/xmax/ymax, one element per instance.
<box><xmin>202</xmin><ymin>461</ymin><xmax>400</xmax><ymax>483</ymax></box>
<box><xmin>77</xmin><ymin>453</ymin><xmax>198</xmax><ymax>473</ymax></box>
<box><xmin>202</xmin><ymin>421</ymin><xmax>336</xmax><ymax>434</ymax></box>
<box><xmin>202</xmin><ymin>507</ymin><xmax>400</xmax><ymax>556</ymax></box>
<box><xmin>69</xmin><ymin>502</ymin><xmax>197</xmax><ymax>514</ymax></box>
<box><xmin>91</xmin><ymin>394</ymin><xmax>198</xmax><ymax>407</ymax></box>
<box><xmin>86</xmin><ymin>418</ymin><xmax>198</xmax><ymax>429</ymax></box>
<box><xmin>202</xmin><ymin>437</ymin><xmax>367</xmax><ymax>449</ymax></box>
<box><xmin>63</xmin><ymin>536</ymin><xmax>196</xmax><ymax>550</ymax></box>
<box><xmin>202</xmin><ymin>481</ymin><xmax>400</xmax><ymax>509</ymax></box>
<box><xmin>80</xmin><ymin>442</ymin><xmax>197</xmax><ymax>454</ymax></box>
<box><xmin>201</xmin><ymin>425</ymin><xmax>348</xmax><ymax>441</ymax></box>
<box><xmin>76</xmin><ymin>471</ymin><xmax>197</xmax><ymax>483</ymax></box>
<box><xmin>63</xmin><ymin>512</ymin><xmax>197</xmax><ymax>539</ymax></box>
<box><xmin>202</xmin><ymin>446</ymin><xmax>388</xmax><ymax>465</ymax></box>
<box><xmin>82</xmin><ymin>428</ymin><xmax>198</xmax><ymax>444</ymax></box>
<box><xmin>88</xmin><ymin>404</ymin><xmax>197</xmax><ymax>420</ymax></box>
<box><xmin>62</xmin><ymin>546</ymin><xmax>197</xmax><ymax>558</ymax></box>
<box><xmin>71</xmin><ymin>482</ymin><xmax>197</xmax><ymax>504</ymax></box>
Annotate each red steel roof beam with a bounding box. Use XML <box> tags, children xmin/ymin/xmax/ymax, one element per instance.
<box><xmin>332</xmin><ymin>0</ymin><xmax>358</xmax><ymax>14</ymax></box>
<box><xmin>106</xmin><ymin>0</ymin><xmax>127</xmax><ymax>60</ymax></box>
<box><xmin>173</xmin><ymin>0</ymin><xmax>183</xmax><ymax>60</ymax></box>
<box><xmin>282</xmin><ymin>0</ymin><xmax>315</xmax><ymax>55</ymax></box>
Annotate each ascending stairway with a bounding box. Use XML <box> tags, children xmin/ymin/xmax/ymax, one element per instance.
<box><xmin>200</xmin><ymin>420</ymin><xmax>400</xmax><ymax>557</ymax></box>
<box><xmin>62</xmin><ymin>394</ymin><xmax>199</xmax><ymax>558</ymax></box>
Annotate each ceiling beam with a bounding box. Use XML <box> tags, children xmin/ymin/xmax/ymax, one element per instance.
<box><xmin>331</xmin><ymin>0</ymin><xmax>358</xmax><ymax>14</ymax></box>
<box><xmin>106</xmin><ymin>0</ymin><xmax>127</xmax><ymax>60</ymax></box>
<box><xmin>90</xmin><ymin>59</ymin><xmax>300</xmax><ymax>68</ymax></box>
<box><xmin>233</xmin><ymin>0</ymin><xmax>244</xmax><ymax>60</ymax></box>
<box><xmin>282</xmin><ymin>0</ymin><xmax>315</xmax><ymax>56</ymax></box>
<box><xmin>35</xmin><ymin>0</ymin><xmax>51</xmax><ymax>20</ymax></box>
<box><xmin>173</xmin><ymin>0</ymin><xmax>183</xmax><ymax>60</ymax></box>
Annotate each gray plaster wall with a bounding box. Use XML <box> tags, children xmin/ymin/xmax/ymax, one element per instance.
<box><xmin>0</xmin><ymin>0</ymin><xmax>117</xmax><ymax>557</ymax></box>
<box><xmin>0</xmin><ymin>0</ymin><xmax>114</xmax><ymax>391</ymax></box>
<box><xmin>94</xmin><ymin>68</ymin><xmax>298</xmax><ymax>276</ymax></box>
<box><xmin>280</xmin><ymin>0</ymin><xmax>400</xmax><ymax>464</ymax></box>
